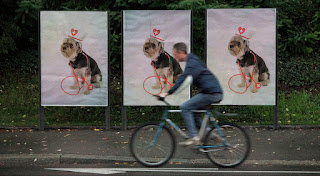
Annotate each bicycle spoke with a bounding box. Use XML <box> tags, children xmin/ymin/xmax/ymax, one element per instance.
<box><xmin>229</xmin><ymin>145</ymin><xmax>247</xmax><ymax>157</ymax></box>
<box><xmin>225</xmin><ymin>147</ymin><xmax>242</xmax><ymax>160</ymax></box>
<box><xmin>205</xmin><ymin>124</ymin><xmax>250</xmax><ymax>167</ymax></box>
<box><xmin>137</xmin><ymin>145</ymin><xmax>153</xmax><ymax>157</ymax></box>
<box><xmin>155</xmin><ymin>145</ymin><xmax>172</xmax><ymax>155</ymax></box>
<box><xmin>130</xmin><ymin>124</ymin><xmax>175</xmax><ymax>167</ymax></box>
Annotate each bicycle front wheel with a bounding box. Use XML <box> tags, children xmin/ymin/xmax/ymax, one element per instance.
<box><xmin>130</xmin><ymin>123</ymin><xmax>175</xmax><ymax>167</ymax></box>
<box><xmin>204</xmin><ymin>123</ymin><xmax>250</xmax><ymax>168</ymax></box>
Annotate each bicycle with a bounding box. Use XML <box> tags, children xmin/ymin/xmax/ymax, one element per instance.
<box><xmin>129</xmin><ymin>95</ymin><xmax>251</xmax><ymax>168</ymax></box>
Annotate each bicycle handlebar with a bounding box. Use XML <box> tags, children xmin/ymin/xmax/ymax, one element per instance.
<box><xmin>153</xmin><ymin>95</ymin><xmax>171</xmax><ymax>106</ymax></box>
<box><xmin>153</xmin><ymin>95</ymin><xmax>165</xmax><ymax>101</ymax></box>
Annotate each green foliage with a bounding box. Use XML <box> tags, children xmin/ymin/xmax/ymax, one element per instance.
<box><xmin>44</xmin><ymin>106</ymin><xmax>106</xmax><ymax>127</ymax></box>
<box><xmin>0</xmin><ymin>1</ymin><xmax>21</xmax><ymax>55</ymax></box>
<box><xmin>279</xmin><ymin>55</ymin><xmax>320</xmax><ymax>88</ymax></box>
<box><xmin>15</xmin><ymin>0</ymin><xmax>41</xmax><ymax>27</ymax></box>
<box><xmin>0</xmin><ymin>49</ymin><xmax>38</xmax><ymax>77</ymax></box>
<box><xmin>278</xmin><ymin>91</ymin><xmax>320</xmax><ymax>125</ymax></box>
<box><xmin>212</xmin><ymin>105</ymin><xmax>273</xmax><ymax>125</ymax></box>
<box><xmin>274</xmin><ymin>0</ymin><xmax>320</xmax><ymax>57</ymax></box>
<box><xmin>0</xmin><ymin>17</ymin><xmax>21</xmax><ymax>54</ymax></box>
<box><xmin>0</xmin><ymin>75</ymin><xmax>39</xmax><ymax>127</ymax></box>
<box><xmin>15</xmin><ymin>0</ymin><xmax>41</xmax><ymax>48</ymax></box>
<box><xmin>109</xmin><ymin>12</ymin><xmax>122</xmax><ymax>71</ymax></box>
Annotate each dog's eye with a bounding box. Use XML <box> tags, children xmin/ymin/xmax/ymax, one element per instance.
<box><xmin>237</xmin><ymin>42</ymin><xmax>240</xmax><ymax>46</ymax></box>
<box><xmin>151</xmin><ymin>44</ymin><xmax>156</xmax><ymax>48</ymax></box>
<box><xmin>70</xmin><ymin>44</ymin><xmax>73</xmax><ymax>48</ymax></box>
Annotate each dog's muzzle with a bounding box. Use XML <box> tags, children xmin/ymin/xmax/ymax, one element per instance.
<box><xmin>144</xmin><ymin>48</ymin><xmax>149</xmax><ymax>54</ymax></box>
<box><xmin>62</xmin><ymin>47</ymin><xmax>67</xmax><ymax>52</ymax></box>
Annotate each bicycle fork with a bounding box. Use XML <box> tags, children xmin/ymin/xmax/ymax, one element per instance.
<box><xmin>151</xmin><ymin>110</ymin><xmax>189</xmax><ymax>146</ymax></box>
<box><xmin>199</xmin><ymin>112</ymin><xmax>230</xmax><ymax>149</ymax></box>
<box><xmin>151</xmin><ymin>121</ymin><xmax>166</xmax><ymax>146</ymax></box>
<box><xmin>210</xmin><ymin>115</ymin><xmax>230</xmax><ymax>147</ymax></box>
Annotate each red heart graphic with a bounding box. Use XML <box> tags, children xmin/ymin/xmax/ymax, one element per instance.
<box><xmin>238</xmin><ymin>27</ymin><xmax>245</xmax><ymax>35</ymax></box>
<box><xmin>153</xmin><ymin>28</ymin><xmax>160</xmax><ymax>36</ymax></box>
<box><xmin>71</xmin><ymin>28</ymin><xmax>78</xmax><ymax>36</ymax></box>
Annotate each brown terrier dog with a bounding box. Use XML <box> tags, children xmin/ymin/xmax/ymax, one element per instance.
<box><xmin>61</xmin><ymin>37</ymin><xmax>102</xmax><ymax>95</ymax></box>
<box><xmin>143</xmin><ymin>37</ymin><xmax>183</xmax><ymax>92</ymax></box>
<box><xmin>228</xmin><ymin>35</ymin><xmax>270</xmax><ymax>93</ymax></box>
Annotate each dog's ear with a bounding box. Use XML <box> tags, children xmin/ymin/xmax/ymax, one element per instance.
<box><xmin>158</xmin><ymin>41</ymin><xmax>164</xmax><ymax>53</ymax></box>
<box><xmin>76</xmin><ymin>41</ymin><xmax>82</xmax><ymax>53</ymax></box>
<box><xmin>243</xmin><ymin>40</ymin><xmax>250</xmax><ymax>52</ymax></box>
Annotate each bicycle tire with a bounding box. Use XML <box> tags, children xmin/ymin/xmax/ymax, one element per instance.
<box><xmin>129</xmin><ymin>123</ymin><xmax>176</xmax><ymax>167</ymax></box>
<box><xmin>204</xmin><ymin>123</ymin><xmax>250</xmax><ymax>168</ymax></box>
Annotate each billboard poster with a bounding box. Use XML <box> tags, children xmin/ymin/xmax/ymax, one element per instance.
<box><xmin>40</xmin><ymin>11</ymin><xmax>108</xmax><ymax>106</ymax></box>
<box><xmin>123</xmin><ymin>10</ymin><xmax>191</xmax><ymax>106</ymax></box>
<box><xmin>207</xmin><ymin>9</ymin><xmax>276</xmax><ymax>105</ymax></box>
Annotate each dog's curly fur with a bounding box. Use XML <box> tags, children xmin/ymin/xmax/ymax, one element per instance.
<box><xmin>228</xmin><ymin>35</ymin><xmax>270</xmax><ymax>93</ymax></box>
<box><xmin>143</xmin><ymin>37</ymin><xmax>183</xmax><ymax>92</ymax></box>
<box><xmin>61</xmin><ymin>37</ymin><xmax>102</xmax><ymax>95</ymax></box>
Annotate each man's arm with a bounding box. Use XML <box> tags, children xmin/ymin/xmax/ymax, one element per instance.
<box><xmin>167</xmin><ymin>61</ymin><xmax>201</xmax><ymax>95</ymax></box>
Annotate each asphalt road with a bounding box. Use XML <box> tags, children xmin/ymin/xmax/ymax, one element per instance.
<box><xmin>0</xmin><ymin>128</ymin><xmax>319</xmax><ymax>175</ymax></box>
<box><xmin>0</xmin><ymin>163</ymin><xmax>319</xmax><ymax>176</ymax></box>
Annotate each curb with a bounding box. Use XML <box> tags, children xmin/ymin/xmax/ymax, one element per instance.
<box><xmin>0</xmin><ymin>154</ymin><xmax>319</xmax><ymax>166</ymax></box>
<box><xmin>0</xmin><ymin>154</ymin><xmax>61</xmax><ymax>166</ymax></box>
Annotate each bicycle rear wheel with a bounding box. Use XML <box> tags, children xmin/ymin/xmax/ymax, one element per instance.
<box><xmin>130</xmin><ymin>123</ymin><xmax>175</xmax><ymax>167</ymax></box>
<box><xmin>204</xmin><ymin>123</ymin><xmax>250</xmax><ymax>167</ymax></box>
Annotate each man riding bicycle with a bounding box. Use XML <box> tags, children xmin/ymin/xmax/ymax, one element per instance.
<box><xmin>160</xmin><ymin>42</ymin><xmax>223</xmax><ymax>146</ymax></box>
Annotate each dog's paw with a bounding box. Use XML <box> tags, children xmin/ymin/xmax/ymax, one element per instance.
<box><xmin>261</xmin><ymin>80</ymin><xmax>270</xmax><ymax>86</ymax></box>
<box><xmin>237</xmin><ymin>83</ymin><xmax>245</xmax><ymax>88</ymax></box>
<box><xmin>84</xmin><ymin>90</ymin><xmax>91</xmax><ymax>95</ymax></box>
<box><xmin>95</xmin><ymin>82</ymin><xmax>101</xmax><ymax>88</ymax></box>
<box><xmin>251</xmin><ymin>89</ymin><xmax>258</xmax><ymax>93</ymax></box>
<box><xmin>70</xmin><ymin>85</ymin><xmax>78</xmax><ymax>89</ymax></box>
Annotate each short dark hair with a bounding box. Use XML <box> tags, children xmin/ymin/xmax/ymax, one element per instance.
<box><xmin>173</xmin><ymin>42</ymin><xmax>188</xmax><ymax>54</ymax></box>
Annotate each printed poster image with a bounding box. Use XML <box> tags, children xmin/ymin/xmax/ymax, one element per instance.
<box><xmin>40</xmin><ymin>11</ymin><xmax>108</xmax><ymax>106</ymax></box>
<box><xmin>207</xmin><ymin>9</ymin><xmax>276</xmax><ymax>105</ymax></box>
<box><xmin>123</xmin><ymin>10</ymin><xmax>191</xmax><ymax>106</ymax></box>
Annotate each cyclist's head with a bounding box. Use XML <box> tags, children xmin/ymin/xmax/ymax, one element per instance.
<box><xmin>173</xmin><ymin>42</ymin><xmax>188</xmax><ymax>54</ymax></box>
<box><xmin>173</xmin><ymin>42</ymin><xmax>188</xmax><ymax>62</ymax></box>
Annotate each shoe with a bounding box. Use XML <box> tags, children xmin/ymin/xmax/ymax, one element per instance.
<box><xmin>178</xmin><ymin>137</ymin><xmax>201</xmax><ymax>146</ymax></box>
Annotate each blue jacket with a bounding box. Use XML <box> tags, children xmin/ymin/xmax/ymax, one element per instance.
<box><xmin>168</xmin><ymin>53</ymin><xmax>223</xmax><ymax>95</ymax></box>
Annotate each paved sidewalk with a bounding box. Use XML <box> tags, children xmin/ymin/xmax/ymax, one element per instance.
<box><xmin>0</xmin><ymin>127</ymin><xmax>319</xmax><ymax>166</ymax></box>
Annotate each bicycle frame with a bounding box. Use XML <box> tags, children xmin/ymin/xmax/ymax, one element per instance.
<box><xmin>152</xmin><ymin>106</ymin><xmax>229</xmax><ymax>150</ymax></box>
